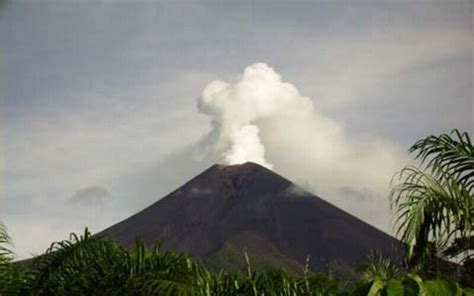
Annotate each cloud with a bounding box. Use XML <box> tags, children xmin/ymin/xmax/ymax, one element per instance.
<box><xmin>71</xmin><ymin>186</ymin><xmax>112</xmax><ymax>206</ymax></box>
<box><xmin>282</xmin><ymin>184</ymin><xmax>310</xmax><ymax>198</ymax></box>
<box><xmin>196</xmin><ymin>63</ymin><xmax>411</xmax><ymax>230</ymax></box>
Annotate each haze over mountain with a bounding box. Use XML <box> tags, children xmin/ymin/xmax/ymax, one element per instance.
<box><xmin>99</xmin><ymin>162</ymin><xmax>403</xmax><ymax>273</ymax></box>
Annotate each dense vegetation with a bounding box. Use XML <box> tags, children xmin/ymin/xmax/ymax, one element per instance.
<box><xmin>0</xmin><ymin>129</ymin><xmax>472</xmax><ymax>295</ymax></box>
<box><xmin>1</xmin><ymin>228</ymin><xmax>472</xmax><ymax>296</ymax></box>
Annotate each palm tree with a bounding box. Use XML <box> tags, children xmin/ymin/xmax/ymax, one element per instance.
<box><xmin>1</xmin><ymin>221</ymin><xmax>35</xmax><ymax>296</ymax></box>
<box><xmin>390</xmin><ymin>129</ymin><xmax>473</xmax><ymax>275</ymax></box>
<box><xmin>360</xmin><ymin>251</ymin><xmax>400</xmax><ymax>283</ymax></box>
<box><xmin>2</xmin><ymin>224</ymin><xmax>472</xmax><ymax>294</ymax></box>
<box><xmin>0</xmin><ymin>221</ymin><xmax>14</xmax><ymax>292</ymax></box>
<box><xmin>25</xmin><ymin>228</ymin><xmax>343</xmax><ymax>295</ymax></box>
<box><xmin>0</xmin><ymin>221</ymin><xmax>13</xmax><ymax>262</ymax></box>
<box><xmin>29</xmin><ymin>228</ymin><xmax>202</xmax><ymax>295</ymax></box>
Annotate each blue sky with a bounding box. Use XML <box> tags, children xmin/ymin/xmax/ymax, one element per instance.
<box><xmin>0</xmin><ymin>0</ymin><xmax>472</xmax><ymax>259</ymax></box>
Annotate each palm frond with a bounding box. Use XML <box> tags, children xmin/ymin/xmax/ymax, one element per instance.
<box><xmin>360</xmin><ymin>251</ymin><xmax>400</xmax><ymax>282</ymax></box>
<box><xmin>0</xmin><ymin>221</ymin><xmax>13</xmax><ymax>262</ymax></box>
<box><xmin>390</xmin><ymin>166</ymin><xmax>473</xmax><ymax>264</ymax></box>
<box><xmin>390</xmin><ymin>130</ymin><xmax>474</xmax><ymax>268</ymax></box>
<box><xmin>410</xmin><ymin>129</ymin><xmax>474</xmax><ymax>193</ymax></box>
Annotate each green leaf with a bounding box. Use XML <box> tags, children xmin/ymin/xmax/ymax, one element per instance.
<box><xmin>368</xmin><ymin>278</ymin><xmax>386</xmax><ymax>296</ymax></box>
<box><xmin>384</xmin><ymin>279</ymin><xmax>404</xmax><ymax>296</ymax></box>
<box><xmin>463</xmin><ymin>287</ymin><xmax>474</xmax><ymax>296</ymax></box>
<box><xmin>424</xmin><ymin>279</ymin><xmax>462</xmax><ymax>296</ymax></box>
<box><xmin>403</xmin><ymin>275</ymin><xmax>425</xmax><ymax>296</ymax></box>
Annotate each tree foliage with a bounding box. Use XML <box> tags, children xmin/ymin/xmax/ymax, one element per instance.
<box><xmin>359</xmin><ymin>251</ymin><xmax>400</xmax><ymax>283</ymax></box>
<box><xmin>0</xmin><ymin>226</ymin><xmax>471</xmax><ymax>295</ymax></box>
<box><xmin>3</xmin><ymin>228</ymin><xmax>343</xmax><ymax>295</ymax></box>
<box><xmin>0</xmin><ymin>221</ymin><xmax>34</xmax><ymax>296</ymax></box>
<box><xmin>390</xmin><ymin>129</ymin><xmax>474</xmax><ymax>279</ymax></box>
<box><xmin>353</xmin><ymin>274</ymin><xmax>474</xmax><ymax>296</ymax></box>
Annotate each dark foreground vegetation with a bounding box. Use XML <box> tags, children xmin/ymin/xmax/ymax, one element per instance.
<box><xmin>0</xmin><ymin>228</ymin><xmax>472</xmax><ymax>296</ymax></box>
<box><xmin>1</xmin><ymin>129</ymin><xmax>473</xmax><ymax>295</ymax></box>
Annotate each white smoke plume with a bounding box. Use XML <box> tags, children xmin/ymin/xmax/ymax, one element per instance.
<box><xmin>197</xmin><ymin>63</ymin><xmax>410</xmax><ymax>231</ymax></box>
<box><xmin>198</xmin><ymin>63</ymin><xmax>314</xmax><ymax>168</ymax></box>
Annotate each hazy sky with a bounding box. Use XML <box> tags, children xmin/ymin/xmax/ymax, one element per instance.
<box><xmin>1</xmin><ymin>0</ymin><xmax>472</xmax><ymax>259</ymax></box>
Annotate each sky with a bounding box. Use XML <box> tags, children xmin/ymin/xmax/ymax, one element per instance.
<box><xmin>0</xmin><ymin>0</ymin><xmax>472</xmax><ymax>259</ymax></box>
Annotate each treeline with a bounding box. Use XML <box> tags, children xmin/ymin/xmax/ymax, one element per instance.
<box><xmin>0</xmin><ymin>228</ymin><xmax>472</xmax><ymax>295</ymax></box>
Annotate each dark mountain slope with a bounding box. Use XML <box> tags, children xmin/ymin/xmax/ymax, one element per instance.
<box><xmin>98</xmin><ymin>162</ymin><xmax>403</xmax><ymax>272</ymax></box>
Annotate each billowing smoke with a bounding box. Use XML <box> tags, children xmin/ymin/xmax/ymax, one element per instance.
<box><xmin>197</xmin><ymin>63</ymin><xmax>409</xmax><ymax>230</ymax></box>
<box><xmin>198</xmin><ymin>63</ymin><xmax>313</xmax><ymax>168</ymax></box>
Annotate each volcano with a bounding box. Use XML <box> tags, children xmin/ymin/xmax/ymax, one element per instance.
<box><xmin>98</xmin><ymin>162</ymin><xmax>403</xmax><ymax>273</ymax></box>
